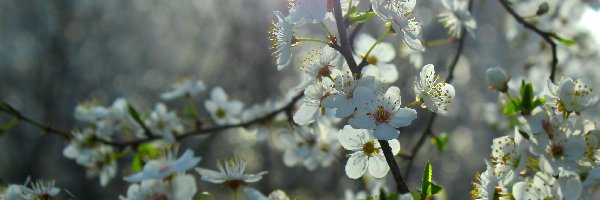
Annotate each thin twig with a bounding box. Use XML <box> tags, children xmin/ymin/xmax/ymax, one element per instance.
<box><xmin>348</xmin><ymin>6</ymin><xmax>373</xmax><ymax>50</ymax></box>
<box><xmin>0</xmin><ymin>108</ymin><xmax>72</xmax><ymax>139</ymax></box>
<box><xmin>0</xmin><ymin>93</ymin><xmax>304</xmax><ymax>148</ymax></box>
<box><xmin>333</xmin><ymin>0</ymin><xmax>360</xmax><ymax>74</ymax></box>
<box><xmin>380</xmin><ymin>140</ymin><xmax>410</xmax><ymax>193</ymax></box>
<box><xmin>498</xmin><ymin>0</ymin><xmax>558</xmax><ymax>83</ymax></box>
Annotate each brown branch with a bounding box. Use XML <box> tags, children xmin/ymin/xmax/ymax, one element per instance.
<box><xmin>379</xmin><ymin>140</ymin><xmax>410</xmax><ymax>193</ymax></box>
<box><xmin>0</xmin><ymin>92</ymin><xmax>304</xmax><ymax>149</ymax></box>
<box><xmin>333</xmin><ymin>0</ymin><xmax>360</xmax><ymax>75</ymax></box>
<box><xmin>498</xmin><ymin>0</ymin><xmax>558</xmax><ymax>83</ymax></box>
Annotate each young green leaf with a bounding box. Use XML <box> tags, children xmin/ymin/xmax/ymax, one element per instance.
<box><xmin>503</xmin><ymin>100</ymin><xmax>519</xmax><ymax>116</ymax></box>
<box><xmin>127</xmin><ymin>104</ymin><xmax>145</xmax><ymax>127</ymax></box>
<box><xmin>0</xmin><ymin>117</ymin><xmax>18</xmax><ymax>134</ymax></box>
<box><xmin>432</xmin><ymin>134</ymin><xmax>449</xmax><ymax>153</ymax></box>
<box><xmin>554</xmin><ymin>36</ymin><xmax>576</xmax><ymax>46</ymax></box>
<box><xmin>131</xmin><ymin>154</ymin><xmax>143</xmax><ymax>173</ymax></box>
<box><xmin>352</xmin><ymin>12</ymin><xmax>376</xmax><ymax>24</ymax></box>
<box><xmin>420</xmin><ymin>162</ymin><xmax>443</xmax><ymax>199</ymax></box>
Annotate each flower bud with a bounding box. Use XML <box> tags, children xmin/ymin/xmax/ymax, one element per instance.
<box><xmin>486</xmin><ymin>67</ymin><xmax>510</xmax><ymax>93</ymax></box>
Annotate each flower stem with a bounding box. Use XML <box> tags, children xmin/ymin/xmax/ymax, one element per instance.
<box><xmin>362</xmin><ymin>28</ymin><xmax>392</xmax><ymax>61</ymax></box>
<box><xmin>423</xmin><ymin>37</ymin><xmax>453</xmax><ymax>47</ymax></box>
<box><xmin>232</xmin><ymin>188</ymin><xmax>237</xmax><ymax>200</ymax></box>
<box><xmin>320</xmin><ymin>22</ymin><xmax>333</xmax><ymax>36</ymax></box>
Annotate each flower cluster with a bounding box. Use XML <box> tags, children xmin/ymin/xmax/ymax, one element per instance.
<box><xmin>472</xmin><ymin>73</ymin><xmax>600</xmax><ymax>199</ymax></box>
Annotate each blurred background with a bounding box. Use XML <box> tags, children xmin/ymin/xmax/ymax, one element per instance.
<box><xmin>1</xmin><ymin>0</ymin><xmax>599</xmax><ymax>199</ymax></box>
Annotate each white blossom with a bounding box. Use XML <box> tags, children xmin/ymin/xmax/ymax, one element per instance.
<box><xmin>349</xmin><ymin>86</ymin><xmax>417</xmax><ymax>140</ymax></box>
<box><xmin>438</xmin><ymin>0</ymin><xmax>477</xmax><ymax>38</ymax></box>
<box><xmin>124</xmin><ymin>149</ymin><xmax>201</xmax><ymax>182</ymax></box>
<box><xmin>195</xmin><ymin>157</ymin><xmax>267</xmax><ymax>190</ymax></box>
<box><xmin>414</xmin><ymin>64</ymin><xmax>455</xmax><ymax>113</ymax></box>
<box><xmin>287</xmin><ymin>0</ymin><xmax>328</xmax><ymax>25</ymax></box>
<box><xmin>63</xmin><ymin>129</ymin><xmax>117</xmax><ymax>187</ymax></box>
<box><xmin>512</xmin><ymin>172</ymin><xmax>582</xmax><ymax>200</ymax></box>
<box><xmin>160</xmin><ymin>78</ymin><xmax>206</xmax><ymax>100</ymax></box>
<box><xmin>280</xmin><ymin>119</ymin><xmax>340</xmax><ymax>170</ymax></box>
<box><xmin>120</xmin><ymin>174</ymin><xmax>197</xmax><ymax>200</ymax></box>
<box><xmin>338</xmin><ymin>125</ymin><xmax>400</xmax><ymax>179</ymax></box>
<box><xmin>144</xmin><ymin>103</ymin><xmax>184</xmax><ymax>143</ymax></box>
<box><xmin>204</xmin><ymin>87</ymin><xmax>244</xmax><ymax>125</ymax></box>
<box><xmin>371</xmin><ymin>0</ymin><xmax>425</xmax><ymax>51</ymax></box>
<box><xmin>269</xmin><ymin>11</ymin><xmax>295</xmax><ymax>70</ymax></box>
<box><xmin>293</xmin><ymin>81</ymin><xmax>335</xmax><ymax>125</ymax></box>
<box><xmin>355</xmin><ymin>34</ymin><xmax>399</xmax><ymax>83</ymax></box>
<box><xmin>297</xmin><ymin>45</ymin><xmax>344</xmax><ymax>89</ymax></box>
<box><xmin>557</xmin><ymin>77</ymin><xmax>598</xmax><ymax>113</ymax></box>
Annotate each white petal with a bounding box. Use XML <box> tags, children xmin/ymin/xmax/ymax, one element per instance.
<box><xmin>390</xmin><ymin>108</ymin><xmax>417</xmax><ymax>128</ymax></box>
<box><xmin>373</xmin><ymin>123</ymin><xmax>399</xmax><ymax>140</ymax></box>
<box><xmin>372</xmin><ymin>42</ymin><xmax>395</xmax><ymax>63</ymax></box>
<box><xmin>211</xmin><ymin>87</ymin><xmax>228</xmax><ymax>102</ymax></box>
<box><xmin>388</xmin><ymin>139</ymin><xmax>401</xmax><ymax>155</ymax></box>
<box><xmin>368</xmin><ymin>155</ymin><xmax>390</xmax><ymax>178</ymax></box>
<box><xmin>378</xmin><ymin>64</ymin><xmax>399</xmax><ymax>83</ymax></box>
<box><xmin>338</xmin><ymin>125</ymin><xmax>367</xmax><ymax>150</ymax></box>
<box><xmin>349</xmin><ymin>115</ymin><xmax>376</xmax><ymax>130</ymax></box>
<box><xmin>345</xmin><ymin>154</ymin><xmax>368</xmax><ymax>179</ymax></box>
<box><xmin>293</xmin><ymin>103</ymin><xmax>319</xmax><ymax>125</ymax></box>
<box><xmin>172</xmin><ymin>174</ymin><xmax>197</xmax><ymax>200</ymax></box>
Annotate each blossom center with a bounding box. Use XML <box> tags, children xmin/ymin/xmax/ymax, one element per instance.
<box><xmin>361</xmin><ymin>54</ymin><xmax>378</xmax><ymax>65</ymax></box>
<box><xmin>226</xmin><ymin>179</ymin><xmax>245</xmax><ymax>190</ymax></box>
<box><xmin>373</xmin><ymin>106</ymin><xmax>391</xmax><ymax>124</ymax></box>
<box><xmin>362</xmin><ymin>141</ymin><xmax>379</xmax><ymax>156</ymax></box>
<box><xmin>216</xmin><ymin>108</ymin><xmax>226</xmax><ymax>118</ymax></box>
<box><xmin>550</xmin><ymin>144</ymin><xmax>564</xmax><ymax>158</ymax></box>
<box><xmin>317</xmin><ymin>65</ymin><xmax>333</xmax><ymax>80</ymax></box>
<box><xmin>152</xmin><ymin>194</ymin><xmax>169</xmax><ymax>200</ymax></box>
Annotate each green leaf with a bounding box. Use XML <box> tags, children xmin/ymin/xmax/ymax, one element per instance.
<box><xmin>432</xmin><ymin>134</ymin><xmax>449</xmax><ymax>153</ymax></box>
<box><xmin>536</xmin><ymin>2</ymin><xmax>549</xmax><ymax>16</ymax></box>
<box><xmin>532</xmin><ymin>97</ymin><xmax>547</xmax><ymax>108</ymax></box>
<box><xmin>555</xmin><ymin>36</ymin><xmax>576</xmax><ymax>46</ymax></box>
<box><xmin>520</xmin><ymin>81</ymin><xmax>534</xmax><ymax>112</ymax></box>
<box><xmin>503</xmin><ymin>100</ymin><xmax>519</xmax><ymax>116</ymax></box>
<box><xmin>430</xmin><ymin>183</ymin><xmax>443</xmax><ymax>195</ymax></box>
<box><xmin>127</xmin><ymin>104</ymin><xmax>145</xmax><ymax>127</ymax></box>
<box><xmin>0</xmin><ymin>118</ymin><xmax>18</xmax><ymax>134</ymax></box>
<box><xmin>346</xmin><ymin>6</ymin><xmax>358</xmax><ymax>18</ymax></box>
<box><xmin>420</xmin><ymin>162</ymin><xmax>443</xmax><ymax>199</ymax></box>
<box><xmin>420</xmin><ymin>162</ymin><xmax>433</xmax><ymax>198</ymax></box>
<box><xmin>131</xmin><ymin>154</ymin><xmax>143</xmax><ymax>173</ymax></box>
<box><xmin>352</xmin><ymin>12</ymin><xmax>375</xmax><ymax>24</ymax></box>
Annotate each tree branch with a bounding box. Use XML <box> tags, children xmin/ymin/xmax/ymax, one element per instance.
<box><xmin>498</xmin><ymin>0</ymin><xmax>558</xmax><ymax>83</ymax></box>
<box><xmin>0</xmin><ymin>92</ymin><xmax>304</xmax><ymax>148</ymax></box>
<box><xmin>333</xmin><ymin>0</ymin><xmax>360</xmax><ymax>75</ymax></box>
<box><xmin>380</xmin><ymin>140</ymin><xmax>410</xmax><ymax>193</ymax></box>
